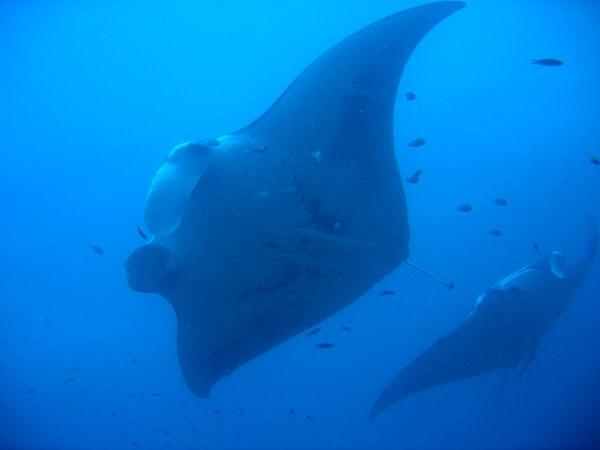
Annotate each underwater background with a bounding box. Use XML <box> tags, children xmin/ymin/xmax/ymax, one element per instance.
<box><xmin>1</xmin><ymin>0</ymin><xmax>599</xmax><ymax>448</ymax></box>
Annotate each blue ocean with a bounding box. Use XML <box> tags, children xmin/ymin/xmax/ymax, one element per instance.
<box><xmin>1</xmin><ymin>1</ymin><xmax>599</xmax><ymax>449</ymax></box>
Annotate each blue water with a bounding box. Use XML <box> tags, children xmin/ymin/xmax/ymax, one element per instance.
<box><xmin>1</xmin><ymin>1</ymin><xmax>599</xmax><ymax>449</ymax></box>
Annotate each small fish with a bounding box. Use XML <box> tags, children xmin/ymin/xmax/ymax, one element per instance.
<box><xmin>312</xmin><ymin>151</ymin><xmax>323</xmax><ymax>162</ymax></box>
<box><xmin>63</xmin><ymin>377</ymin><xmax>75</xmax><ymax>384</ymax></box>
<box><xmin>211</xmin><ymin>409</ymin><xmax>220</xmax><ymax>415</ymax></box>
<box><xmin>532</xmin><ymin>58</ymin><xmax>563</xmax><ymax>66</ymax></box>
<box><xmin>489</xmin><ymin>230</ymin><xmax>503</xmax><ymax>236</ymax></box>
<box><xmin>290</xmin><ymin>408</ymin><xmax>296</xmax><ymax>415</ymax></box>
<box><xmin>317</xmin><ymin>343</ymin><xmax>334</xmax><ymax>349</ymax></box>
<box><xmin>136</xmin><ymin>225</ymin><xmax>147</xmax><ymax>240</ymax></box>
<box><xmin>281</xmin><ymin>186</ymin><xmax>297</xmax><ymax>195</ymax></box>
<box><xmin>164</xmin><ymin>430</ymin><xmax>171</xmax><ymax>435</ymax></box>
<box><xmin>247</xmin><ymin>145</ymin><xmax>268</xmax><ymax>153</ymax></box>
<box><xmin>235</xmin><ymin>430</ymin><xmax>243</xmax><ymax>436</ymax></box>
<box><xmin>533</xmin><ymin>242</ymin><xmax>539</xmax><ymax>251</ymax></box>
<box><xmin>492</xmin><ymin>198</ymin><xmax>508</xmax><ymax>207</ymax></box>
<box><xmin>152</xmin><ymin>393</ymin><xmax>161</xmax><ymax>397</ymax></box>
<box><xmin>456</xmin><ymin>204</ymin><xmax>472</xmax><ymax>212</ymax></box>
<box><xmin>341</xmin><ymin>326</ymin><xmax>352</xmax><ymax>333</ymax></box>
<box><xmin>306</xmin><ymin>328</ymin><xmax>321</xmax><ymax>337</ymax></box>
<box><xmin>408</xmin><ymin>138</ymin><xmax>426</xmax><ymax>147</ymax></box>
<box><xmin>405</xmin><ymin>91</ymin><xmax>416</xmax><ymax>101</ymax></box>
<box><xmin>131</xmin><ymin>358</ymin><xmax>137</xmax><ymax>365</ymax></box>
<box><xmin>89</xmin><ymin>245</ymin><xmax>103</xmax><ymax>255</ymax></box>
<box><xmin>263</xmin><ymin>242</ymin><xmax>279</xmax><ymax>249</ymax></box>
<box><xmin>305</xmin><ymin>415</ymin><xmax>317</xmax><ymax>423</ymax></box>
<box><xmin>68</xmin><ymin>368</ymin><xmax>78</xmax><ymax>373</ymax></box>
<box><xmin>379</xmin><ymin>290</ymin><xmax>395</xmax><ymax>296</ymax></box>
<box><xmin>132</xmin><ymin>442</ymin><xmax>139</xmax><ymax>448</ymax></box>
<box><xmin>508</xmin><ymin>286</ymin><xmax>520</xmax><ymax>292</ymax></box>
<box><xmin>589</xmin><ymin>155</ymin><xmax>600</xmax><ymax>166</ymax></box>
<box><xmin>23</xmin><ymin>389</ymin><xmax>35</xmax><ymax>395</ymax></box>
<box><xmin>405</xmin><ymin>169</ymin><xmax>422</xmax><ymax>184</ymax></box>
<box><xmin>254</xmin><ymin>191</ymin><xmax>270</xmax><ymax>200</ymax></box>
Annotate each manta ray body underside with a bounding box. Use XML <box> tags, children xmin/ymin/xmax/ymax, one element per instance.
<box><xmin>125</xmin><ymin>2</ymin><xmax>465</xmax><ymax>397</ymax></box>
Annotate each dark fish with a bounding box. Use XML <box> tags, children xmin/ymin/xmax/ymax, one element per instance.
<box><xmin>317</xmin><ymin>343</ymin><xmax>334</xmax><ymax>349</ymax></box>
<box><xmin>306</xmin><ymin>328</ymin><xmax>321</xmax><ymax>337</ymax></box>
<box><xmin>489</xmin><ymin>230</ymin><xmax>503</xmax><ymax>236</ymax></box>
<box><xmin>589</xmin><ymin>155</ymin><xmax>600</xmax><ymax>166</ymax></box>
<box><xmin>211</xmin><ymin>409</ymin><xmax>220</xmax><ymax>415</ymax></box>
<box><xmin>532</xmin><ymin>58</ymin><xmax>563</xmax><ymax>66</ymax></box>
<box><xmin>89</xmin><ymin>245</ymin><xmax>103</xmax><ymax>255</ymax></box>
<box><xmin>405</xmin><ymin>91</ymin><xmax>416</xmax><ymax>101</ymax></box>
<box><xmin>405</xmin><ymin>169</ymin><xmax>422</xmax><ymax>184</ymax></box>
<box><xmin>164</xmin><ymin>430</ymin><xmax>171</xmax><ymax>435</ymax></box>
<box><xmin>379</xmin><ymin>290</ymin><xmax>395</xmax><ymax>296</ymax></box>
<box><xmin>131</xmin><ymin>358</ymin><xmax>137</xmax><ymax>365</ymax></box>
<box><xmin>152</xmin><ymin>393</ymin><xmax>161</xmax><ymax>397</ymax></box>
<box><xmin>408</xmin><ymin>138</ymin><xmax>426</xmax><ymax>147</ymax></box>
<box><xmin>132</xmin><ymin>442</ymin><xmax>139</xmax><ymax>448</ymax></box>
<box><xmin>63</xmin><ymin>377</ymin><xmax>75</xmax><ymax>384</ymax></box>
<box><xmin>456</xmin><ymin>204</ymin><xmax>472</xmax><ymax>212</ymax></box>
<box><xmin>247</xmin><ymin>145</ymin><xmax>268</xmax><ymax>153</ymax></box>
<box><xmin>23</xmin><ymin>389</ymin><xmax>35</xmax><ymax>395</ymax></box>
<box><xmin>290</xmin><ymin>408</ymin><xmax>296</xmax><ymax>414</ymax></box>
<box><xmin>341</xmin><ymin>326</ymin><xmax>352</xmax><ymax>333</ymax></box>
<box><xmin>262</xmin><ymin>242</ymin><xmax>279</xmax><ymax>249</ymax></box>
<box><xmin>235</xmin><ymin>430</ymin><xmax>243</xmax><ymax>436</ymax></box>
<box><xmin>68</xmin><ymin>368</ymin><xmax>78</xmax><ymax>373</ymax></box>
<box><xmin>533</xmin><ymin>242</ymin><xmax>539</xmax><ymax>251</ymax></box>
<box><xmin>492</xmin><ymin>198</ymin><xmax>508</xmax><ymax>206</ymax></box>
<box><xmin>305</xmin><ymin>415</ymin><xmax>317</xmax><ymax>423</ymax></box>
<box><xmin>136</xmin><ymin>225</ymin><xmax>147</xmax><ymax>240</ymax></box>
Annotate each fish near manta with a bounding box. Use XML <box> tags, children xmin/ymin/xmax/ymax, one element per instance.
<box><xmin>370</xmin><ymin>214</ymin><xmax>598</xmax><ymax>421</ymax></box>
<box><xmin>124</xmin><ymin>2</ymin><xmax>466</xmax><ymax>398</ymax></box>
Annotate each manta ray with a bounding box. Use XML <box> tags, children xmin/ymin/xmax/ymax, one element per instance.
<box><xmin>125</xmin><ymin>2</ymin><xmax>465</xmax><ymax>397</ymax></box>
<box><xmin>370</xmin><ymin>214</ymin><xmax>598</xmax><ymax>421</ymax></box>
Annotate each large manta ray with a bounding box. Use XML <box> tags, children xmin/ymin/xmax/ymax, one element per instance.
<box><xmin>125</xmin><ymin>2</ymin><xmax>466</xmax><ymax>397</ymax></box>
<box><xmin>370</xmin><ymin>214</ymin><xmax>598</xmax><ymax>421</ymax></box>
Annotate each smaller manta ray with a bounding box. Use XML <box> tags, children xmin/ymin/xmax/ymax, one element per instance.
<box><xmin>370</xmin><ymin>214</ymin><xmax>597</xmax><ymax>421</ymax></box>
